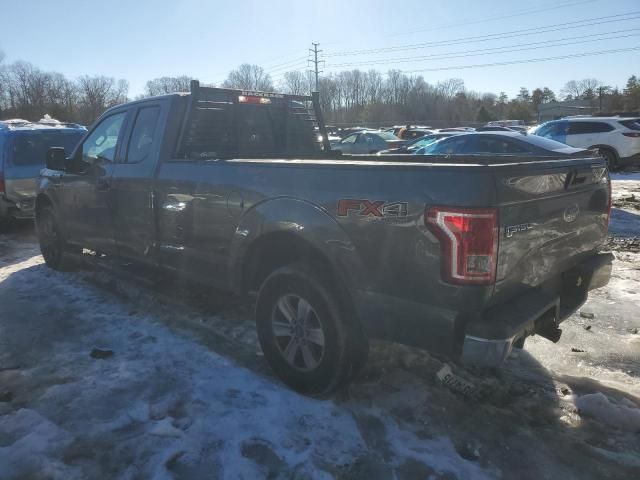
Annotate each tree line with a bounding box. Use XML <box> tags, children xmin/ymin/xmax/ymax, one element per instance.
<box><xmin>1</xmin><ymin>53</ymin><xmax>639</xmax><ymax>127</ymax></box>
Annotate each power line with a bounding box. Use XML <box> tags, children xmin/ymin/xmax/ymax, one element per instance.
<box><xmin>327</xmin><ymin>29</ymin><xmax>640</xmax><ymax>68</ymax></box>
<box><xmin>390</xmin><ymin>0</ymin><xmax>598</xmax><ymax>37</ymax></box>
<box><xmin>397</xmin><ymin>46</ymin><xmax>640</xmax><ymax>74</ymax></box>
<box><xmin>265</xmin><ymin>61</ymin><xmax>309</xmax><ymax>76</ymax></box>
<box><xmin>325</xmin><ymin>11</ymin><xmax>640</xmax><ymax>57</ymax></box>
<box><xmin>263</xmin><ymin>56</ymin><xmax>309</xmax><ymax>71</ymax></box>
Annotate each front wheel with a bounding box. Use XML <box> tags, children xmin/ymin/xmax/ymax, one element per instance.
<box><xmin>36</xmin><ymin>206</ymin><xmax>78</xmax><ymax>271</ymax></box>
<box><xmin>255</xmin><ymin>264</ymin><xmax>366</xmax><ymax>395</ymax></box>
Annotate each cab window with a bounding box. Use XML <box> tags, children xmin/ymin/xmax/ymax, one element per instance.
<box><xmin>81</xmin><ymin>112</ymin><xmax>126</xmax><ymax>165</ymax></box>
<box><xmin>341</xmin><ymin>134</ymin><xmax>358</xmax><ymax>144</ymax></box>
<box><xmin>126</xmin><ymin>106</ymin><xmax>160</xmax><ymax>163</ymax></box>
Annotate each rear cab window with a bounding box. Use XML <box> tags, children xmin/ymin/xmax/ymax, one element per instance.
<box><xmin>176</xmin><ymin>90</ymin><xmax>319</xmax><ymax>160</ymax></box>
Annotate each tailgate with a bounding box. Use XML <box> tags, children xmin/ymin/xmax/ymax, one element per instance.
<box><xmin>493</xmin><ymin>157</ymin><xmax>609</xmax><ymax>300</ymax></box>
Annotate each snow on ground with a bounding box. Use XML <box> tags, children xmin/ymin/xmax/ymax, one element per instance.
<box><xmin>1</xmin><ymin>177</ymin><xmax>640</xmax><ymax>480</ymax></box>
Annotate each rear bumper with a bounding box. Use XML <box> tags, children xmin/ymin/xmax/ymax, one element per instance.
<box><xmin>461</xmin><ymin>252</ymin><xmax>614</xmax><ymax>366</ymax></box>
<box><xmin>0</xmin><ymin>194</ymin><xmax>35</xmax><ymax>219</ymax></box>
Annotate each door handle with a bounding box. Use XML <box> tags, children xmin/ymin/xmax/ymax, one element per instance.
<box><xmin>96</xmin><ymin>179</ymin><xmax>111</xmax><ymax>191</ymax></box>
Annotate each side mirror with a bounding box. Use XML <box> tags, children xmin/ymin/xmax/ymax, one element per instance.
<box><xmin>46</xmin><ymin>147</ymin><xmax>67</xmax><ymax>171</ymax></box>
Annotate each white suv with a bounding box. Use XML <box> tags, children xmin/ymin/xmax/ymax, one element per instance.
<box><xmin>532</xmin><ymin>116</ymin><xmax>640</xmax><ymax>169</ymax></box>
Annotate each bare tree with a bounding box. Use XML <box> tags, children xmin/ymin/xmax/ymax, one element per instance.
<box><xmin>145</xmin><ymin>76</ymin><xmax>193</xmax><ymax>96</ymax></box>
<box><xmin>561</xmin><ymin>79</ymin><xmax>600</xmax><ymax>100</ymax></box>
<box><xmin>222</xmin><ymin>64</ymin><xmax>273</xmax><ymax>91</ymax></box>
<box><xmin>437</xmin><ymin>78</ymin><xmax>465</xmax><ymax>100</ymax></box>
<box><xmin>279</xmin><ymin>71</ymin><xmax>308</xmax><ymax>95</ymax></box>
<box><xmin>76</xmin><ymin>75</ymin><xmax>128</xmax><ymax>124</ymax></box>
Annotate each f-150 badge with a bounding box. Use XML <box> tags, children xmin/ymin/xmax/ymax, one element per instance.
<box><xmin>505</xmin><ymin>223</ymin><xmax>533</xmax><ymax>238</ymax></box>
<box><xmin>337</xmin><ymin>199</ymin><xmax>408</xmax><ymax>218</ymax></box>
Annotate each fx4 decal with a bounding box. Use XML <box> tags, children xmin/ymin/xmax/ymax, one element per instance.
<box><xmin>337</xmin><ymin>199</ymin><xmax>408</xmax><ymax>218</ymax></box>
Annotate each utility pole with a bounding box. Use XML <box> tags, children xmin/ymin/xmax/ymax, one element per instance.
<box><xmin>598</xmin><ymin>86</ymin><xmax>603</xmax><ymax>112</ymax></box>
<box><xmin>308</xmin><ymin>43</ymin><xmax>324</xmax><ymax>92</ymax></box>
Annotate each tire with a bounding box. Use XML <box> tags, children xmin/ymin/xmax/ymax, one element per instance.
<box><xmin>596</xmin><ymin>147</ymin><xmax>618</xmax><ymax>171</ymax></box>
<box><xmin>36</xmin><ymin>206</ymin><xmax>78</xmax><ymax>271</ymax></box>
<box><xmin>255</xmin><ymin>264</ymin><xmax>366</xmax><ymax>395</ymax></box>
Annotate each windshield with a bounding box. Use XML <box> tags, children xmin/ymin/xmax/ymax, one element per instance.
<box><xmin>407</xmin><ymin>135</ymin><xmax>439</xmax><ymax>149</ymax></box>
<box><xmin>9</xmin><ymin>131</ymin><xmax>84</xmax><ymax>166</ymax></box>
<box><xmin>375</xmin><ymin>131</ymin><xmax>401</xmax><ymax>141</ymax></box>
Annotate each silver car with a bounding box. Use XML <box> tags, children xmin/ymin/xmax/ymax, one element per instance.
<box><xmin>333</xmin><ymin>130</ymin><xmax>405</xmax><ymax>154</ymax></box>
<box><xmin>0</xmin><ymin>119</ymin><xmax>85</xmax><ymax>222</ymax></box>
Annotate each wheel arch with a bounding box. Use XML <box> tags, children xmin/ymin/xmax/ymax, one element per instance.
<box><xmin>35</xmin><ymin>192</ymin><xmax>54</xmax><ymax>215</ymax></box>
<box><xmin>229</xmin><ymin>197</ymin><xmax>365</xmax><ymax>303</ymax></box>
<box><xmin>588</xmin><ymin>144</ymin><xmax>619</xmax><ymax>159</ymax></box>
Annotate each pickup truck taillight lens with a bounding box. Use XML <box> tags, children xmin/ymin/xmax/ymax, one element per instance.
<box><xmin>0</xmin><ymin>171</ymin><xmax>4</xmax><ymax>194</ymax></box>
<box><xmin>425</xmin><ymin>207</ymin><xmax>498</xmax><ymax>285</ymax></box>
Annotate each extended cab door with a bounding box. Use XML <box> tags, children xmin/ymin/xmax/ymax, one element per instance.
<box><xmin>60</xmin><ymin>110</ymin><xmax>128</xmax><ymax>252</ymax></box>
<box><xmin>110</xmin><ymin>102</ymin><xmax>166</xmax><ymax>262</ymax></box>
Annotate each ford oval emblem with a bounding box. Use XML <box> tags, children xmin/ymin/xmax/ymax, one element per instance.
<box><xmin>563</xmin><ymin>204</ymin><xmax>580</xmax><ymax>223</ymax></box>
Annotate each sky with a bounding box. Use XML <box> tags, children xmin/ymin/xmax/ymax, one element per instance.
<box><xmin>1</xmin><ymin>0</ymin><xmax>639</xmax><ymax>99</ymax></box>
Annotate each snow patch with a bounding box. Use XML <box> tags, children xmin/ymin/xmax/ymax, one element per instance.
<box><xmin>575</xmin><ymin>392</ymin><xmax>640</xmax><ymax>432</ymax></box>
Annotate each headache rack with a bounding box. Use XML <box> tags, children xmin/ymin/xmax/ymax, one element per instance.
<box><xmin>175</xmin><ymin>80</ymin><xmax>330</xmax><ymax>159</ymax></box>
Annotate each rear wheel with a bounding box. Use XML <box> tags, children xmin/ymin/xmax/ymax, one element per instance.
<box><xmin>255</xmin><ymin>264</ymin><xmax>366</xmax><ymax>395</ymax></box>
<box><xmin>596</xmin><ymin>147</ymin><xmax>618</xmax><ymax>171</ymax></box>
<box><xmin>36</xmin><ymin>206</ymin><xmax>78</xmax><ymax>271</ymax></box>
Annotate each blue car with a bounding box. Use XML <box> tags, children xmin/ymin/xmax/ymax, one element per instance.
<box><xmin>0</xmin><ymin>118</ymin><xmax>86</xmax><ymax>223</ymax></box>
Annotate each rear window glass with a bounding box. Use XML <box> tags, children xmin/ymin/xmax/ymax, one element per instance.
<box><xmin>179</xmin><ymin>98</ymin><xmax>318</xmax><ymax>159</ymax></box>
<box><xmin>9</xmin><ymin>131</ymin><xmax>84</xmax><ymax>166</ymax></box>
<box><xmin>568</xmin><ymin>122</ymin><xmax>614</xmax><ymax>134</ymax></box>
<box><xmin>619</xmin><ymin>119</ymin><xmax>640</xmax><ymax>131</ymax></box>
<box><xmin>476</xmin><ymin>137</ymin><xmax>529</xmax><ymax>154</ymax></box>
<box><xmin>376</xmin><ymin>131</ymin><xmax>401</xmax><ymax>141</ymax></box>
<box><xmin>523</xmin><ymin>134</ymin><xmax>579</xmax><ymax>151</ymax></box>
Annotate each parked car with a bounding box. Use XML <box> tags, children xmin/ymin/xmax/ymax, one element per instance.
<box><xmin>475</xmin><ymin>126</ymin><xmax>515</xmax><ymax>132</ymax></box>
<box><xmin>401</xmin><ymin>128</ymin><xmax>435</xmax><ymax>140</ymax></box>
<box><xmin>487</xmin><ymin>119</ymin><xmax>526</xmax><ymax>128</ymax></box>
<box><xmin>0</xmin><ymin>118</ymin><xmax>85</xmax><ymax>224</ymax></box>
<box><xmin>332</xmin><ymin>130</ymin><xmax>405</xmax><ymax>154</ymax></box>
<box><xmin>416</xmin><ymin>131</ymin><xmax>591</xmax><ymax>156</ymax></box>
<box><xmin>437</xmin><ymin>127</ymin><xmax>475</xmax><ymax>133</ymax></box>
<box><xmin>377</xmin><ymin>132</ymin><xmax>462</xmax><ymax>155</ymax></box>
<box><xmin>388</xmin><ymin>125</ymin><xmax>433</xmax><ymax>137</ymax></box>
<box><xmin>336</xmin><ymin>127</ymin><xmax>371</xmax><ymax>138</ymax></box>
<box><xmin>36</xmin><ymin>81</ymin><xmax>612</xmax><ymax>395</ymax></box>
<box><xmin>531</xmin><ymin>116</ymin><xmax>640</xmax><ymax>169</ymax></box>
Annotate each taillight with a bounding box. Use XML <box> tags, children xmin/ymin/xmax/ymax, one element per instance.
<box><xmin>0</xmin><ymin>171</ymin><xmax>4</xmax><ymax>194</ymax></box>
<box><xmin>425</xmin><ymin>207</ymin><xmax>498</xmax><ymax>285</ymax></box>
<box><xmin>238</xmin><ymin>95</ymin><xmax>271</xmax><ymax>105</ymax></box>
<box><xmin>622</xmin><ymin>132</ymin><xmax>640</xmax><ymax>138</ymax></box>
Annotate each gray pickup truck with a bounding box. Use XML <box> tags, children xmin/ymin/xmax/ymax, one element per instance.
<box><xmin>36</xmin><ymin>81</ymin><xmax>613</xmax><ymax>394</ymax></box>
